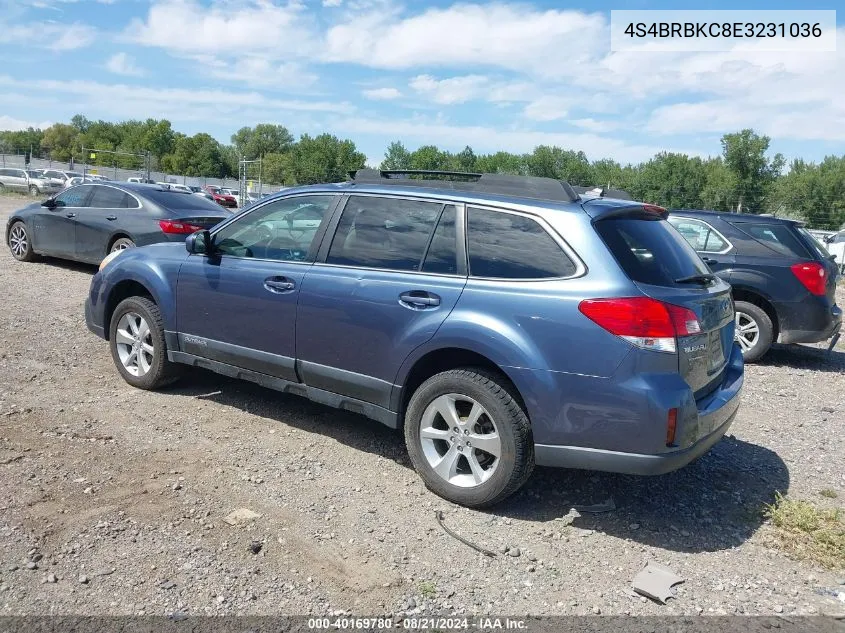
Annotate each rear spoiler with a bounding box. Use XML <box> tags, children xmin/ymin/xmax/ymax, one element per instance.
<box><xmin>582</xmin><ymin>200</ymin><xmax>668</xmax><ymax>221</ymax></box>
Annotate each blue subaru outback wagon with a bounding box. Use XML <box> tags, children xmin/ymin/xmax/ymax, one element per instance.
<box><xmin>85</xmin><ymin>170</ymin><xmax>744</xmax><ymax>507</ymax></box>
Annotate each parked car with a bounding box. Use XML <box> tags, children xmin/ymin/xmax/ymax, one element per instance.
<box><xmin>67</xmin><ymin>176</ymin><xmax>104</xmax><ymax>187</ymax></box>
<box><xmin>83</xmin><ymin>170</ymin><xmax>743</xmax><ymax>507</ymax></box>
<box><xmin>41</xmin><ymin>169</ymin><xmax>84</xmax><ymax>188</ymax></box>
<box><xmin>127</xmin><ymin>177</ymin><xmax>156</xmax><ymax>184</ymax></box>
<box><xmin>669</xmin><ymin>211</ymin><xmax>841</xmax><ymax>362</ymax></box>
<box><xmin>824</xmin><ymin>230</ymin><xmax>845</xmax><ymax>274</ymax></box>
<box><xmin>6</xmin><ymin>182</ymin><xmax>231</xmax><ymax>265</ymax></box>
<box><xmin>202</xmin><ymin>185</ymin><xmax>237</xmax><ymax>208</ymax></box>
<box><xmin>0</xmin><ymin>168</ymin><xmax>63</xmax><ymax>196</ymax></box>
<box><xmin>168</xmin><ymin>183</ymin><xmax>193</xmax><ymax>194</ymax></box>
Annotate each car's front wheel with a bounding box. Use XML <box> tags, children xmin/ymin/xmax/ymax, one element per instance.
<box><xmin>404</xmin><ymin>368</ymin><xmax>534</xmax><ymax>508</ymax></box>
<box><xmin>734</xmin><ymin>301</ymin><xmax>773</xmax><ymax>363</ymax></box>
<box><xmin>7</xmin><ymin>220</ymin><xmax>37</xmax><ymax>262</ymax></box>
<box><xmin>28</xmin><ymin>185</ymin><xmax>39</xmax><ymax>196</ymax></box>
<box><xmin>109</xmin><ymin>296</ymin><xmax>183</xmax><ymax>389</ymax></box>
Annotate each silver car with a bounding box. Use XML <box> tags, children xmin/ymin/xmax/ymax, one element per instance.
<box><xmin>0</xmin><ymin>168</ymin><xmax>63</xmax><ymax>196</ymax></box>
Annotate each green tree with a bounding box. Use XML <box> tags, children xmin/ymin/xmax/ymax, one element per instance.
<box><xmin>231</xmin><ymin>124</ymin><xmax>294</xmax><ymax>160</ymax></box>
<box><xmin>381</xmin><ymin>141</ymin><xmax>411</xmax><ymax>170</ymax></box>
<box><xmin>40</xmin><ymin>124</ymin><xmax>79</xmax><ymax>162</ymax></box>
<box><xmin>409</xmin><ymin>145</ymin><xmax>450</xmax><ymax>171</ymax></box>
<box><xmin>721</xmin><ymin>129</ymin><xmax>785</xmax><ymax>213</ymax></box>
<box><xmin>455</xmin><ymin>145</ymin><xmax>477</xmax><ymax>172</ymax></box>
<box><xmin>288</xmin><ymin>134</ymin><xmax>366</xmax><ymax>184</ymax></box>
<box><xmin>634</xmin><ymin>152</ymin><xmax>708</xmax><ymax>209</ymax></box>
<box><xmin>475</xmin><ymin>151</ymin><xmax>526</xmax><ymax>175</ymax></box>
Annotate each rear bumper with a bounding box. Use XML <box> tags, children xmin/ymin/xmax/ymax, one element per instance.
<box><xmin>531</xmin><ymin>343</ymin><xmax>744</xmax><ymax>475</ymax></box>
<box><xmin>775</xmin><ymin>299</ymin><xmax>841</xmax><ymax>344</ymax></box>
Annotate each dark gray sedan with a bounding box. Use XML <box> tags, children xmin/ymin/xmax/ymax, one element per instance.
<box><xmin>6</xmin><ymin>182</ymin><xmax>232</xmax><ymax>264</ymax></box>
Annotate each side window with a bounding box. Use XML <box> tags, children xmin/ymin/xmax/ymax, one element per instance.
<box><xmin>668</xmin><ymin>217</ymin><xmax>730</xmax><ymax>253</ymax></box>
<box><xmin>213</xmin><ymin>195</ymin><xmax>334</xmax><ymax>262</ymax></box>
<box><xmin>733</xmin><ymin>222</ymin><xmax>810</xmax><ymax>258</ymax></box>
<box><xmin>0</xmin><ymin>169</ymin><xmax>10</xmax><ymax>177</ymax></box>
<box><xmin>326</xmin><ymin>196</ymin><xmax>444</xmax><ymax>271</ymax></box>
<box><xmin>53</xmin><ymin>185</ymin><xmax>93</xmax><ymax>207</ymax></box>
<box><xmin>467</xmin><ymin>207</ymin><xmax>576</xmax><ymax>279</ymax></box>
<box><xmin>89</xmin><ymin>186</ymin><xmax>133</xmax><ymax>209</ymax></box>
<box><xmin>421</xmin><ymin>205</ymin><xmax>458</xmax><ymax>275</ymax></box>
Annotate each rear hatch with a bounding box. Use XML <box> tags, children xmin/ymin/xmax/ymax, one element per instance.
<box><xmin>591</xmin><ymin>204</ymin><xmax>735</xmax><ymax>400</ymax></box>
<box><xmin>793</xmin><ymin>226</ymin><xmax>839</xmax><ymax>303</ymax></box>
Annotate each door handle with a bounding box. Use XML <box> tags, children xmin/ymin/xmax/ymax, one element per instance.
<box><xmin>66</xmin><ymin>212</ymin><xmax>76</xmax><ymax>218</ymax></box>
<box><xmin>263</xmin><ymin>276</ymin><xmax>296</xmax><ymax>293</ymax></box>
<box><xmin>702</xmin><ymin>257</ymin><xmax>717</xmax><ymax>265</ymax></box>
<box><xmin>106</xmin><ymin>215</ymin><xmax>117</xmax><ymax>221</ymax></box>
<box><xmin>399</xmin><ymin>290</ymin><xmax>441</xmax><ymax>309</ymax></box>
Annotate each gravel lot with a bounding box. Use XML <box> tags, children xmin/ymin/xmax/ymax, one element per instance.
<box><xmin>1</xmin><ymin>194</ymin><xmax>843</xmax><ymax>617</ymax></box>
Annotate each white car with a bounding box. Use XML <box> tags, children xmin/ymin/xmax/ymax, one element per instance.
<box><xmin>41</xmin><ymin>169</ymin><xmax>84</xmax><ymax>187</ymax></box>
<box><xmin>825</xmin><ymin>231</ymin><xmax>845</xmax><ymax>274</ymax></box>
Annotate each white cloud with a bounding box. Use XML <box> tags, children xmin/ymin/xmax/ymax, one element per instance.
<box><xmin>362</xmin><ymin>87</ymin><xmax>402</xmax><ymax>100</ymax></box>
<box><xmin>0</xmin><ymin>115</ymin><xmax>53</xmax><ymax>131</ymax></box>
<box><xmin>197</xmin><ymin>56</ymin><xmax>318</xmax><ymax>90</ymax></box>
<box><xmin>105</xmin><ymin>52</ymin><xmax>145</xmax><ymax>77</ymax></box>
<box><xmin>126</xmin><ymin>0</ymin><xmax>316</xmax><ymax>57</ymax></box>
<box><xmin>0</xmin><ymin>21</ymin><xmax>95</xmax><ymax>51</ymax></box>
<box><xmin>522</xmin><ymin>96</ymin><xmax>572</xmax><ymax>122</ymax></box>
<box><xmin>322</xmin><ymin>0</ymin><xmax>342</xmax><ymax>6</ymax></box>
<box><xmin>409</xmin><ymin>75</ymin><xmax>489</xmax><ymax>105</ymax></box>
<box><xmin>0</xmin><ymin>75</ymin><xmax>354</xmax><ymax>125</ymax></box>
<box><xmin>323</xmin><ymin>4</ymin><xmax>604</xmax><ymax>70</ymax></box>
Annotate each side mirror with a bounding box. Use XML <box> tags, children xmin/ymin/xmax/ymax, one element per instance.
<box><xmin>41</xmin><ymin>198</ymin><xmax>57</xmax><ymax>209</ymax></box>
<box><xmin>186</xmin><ymin>230</ymin><xmax>212</xmax><ymax>255</ymax></box>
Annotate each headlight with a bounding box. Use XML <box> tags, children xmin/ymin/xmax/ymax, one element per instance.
<box><xmin>99</xmin><ymin>249</ymin><xmax>124</xmax><ymax>271</ymax></box>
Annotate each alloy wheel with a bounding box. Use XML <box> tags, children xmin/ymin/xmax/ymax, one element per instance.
<box><xmin>419</xmin><ymin>393</ymin><xmax>501</xmax><ymax>488</ymax></box>
<box><xmin>115</xmin><ymin>312</ymin><xmax>154</xmax><ymax>377</ymax></box>
<box><xmin>9</xmin><ymin>225</ymin><xmax>28</xmax><ymax>258</ymax></box>
<box><xmin>735</xmin><ymin>311</ymin><xmax>760</xmax><ymax>353</ymax></box>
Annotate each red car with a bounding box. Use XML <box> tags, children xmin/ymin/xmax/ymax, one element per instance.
<box><xmin>202</xmin><ymin>185</ymin><xmax>237</xmax><ymax>208</ymax></box>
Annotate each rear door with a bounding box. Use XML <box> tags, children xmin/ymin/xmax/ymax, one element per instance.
<box><xmin>75</xmin><ymin>185</ymin><xmax>139</xmax><ymax>262</ymax></box>
<box><xmin>595</xmin><ymin>214</ymin><xmax>735</xmax><ymax>399</ymax></box>
<box><xmin>295</xmin><ymin>195</ymin><xmax>466</xmax><ymax>409</ymax></box>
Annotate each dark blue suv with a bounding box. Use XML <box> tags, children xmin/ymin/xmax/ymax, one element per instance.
<box><xmin>85</xmin><ymin>170</ymin><xmax>744</xmax><ymax>507</ymax></box>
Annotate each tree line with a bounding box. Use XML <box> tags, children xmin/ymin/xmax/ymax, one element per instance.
<box><xmin>1</xmin><ymin>117</ymin><xmax>843</xmax><ymax>229</ymax></box>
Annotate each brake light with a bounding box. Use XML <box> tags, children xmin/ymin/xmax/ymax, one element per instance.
<box><xmin>578</xmin><ymin>297</ymin><xmax>701</xmax><ymax>353</ymax></box>
<box><xmin>642</xmin><ymin>204</ymin><xmax>667</xmax><ymax>215</ymax></box>
<box><xmin>159</xmin><ymin>220</ymin><xmax>204</xmax><ymax>234</ymax></box>
<box><xmin>790</xmin><ymin>262</ymin><xmax>827</xmax><ymax>296</ymax></box>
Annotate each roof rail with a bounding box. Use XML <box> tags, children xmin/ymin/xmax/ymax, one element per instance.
<box><xmin>347</xmin><ymin>169</ymin><xmax>580</xmax><ymax>203</ymax></box>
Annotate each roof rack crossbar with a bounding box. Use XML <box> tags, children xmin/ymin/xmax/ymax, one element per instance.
<box><xmin>347</xmin><ymin>169</ymin><xmax>580</xmax><ymax>203</ymax></box>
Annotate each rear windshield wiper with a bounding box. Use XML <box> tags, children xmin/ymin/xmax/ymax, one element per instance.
<box><xmin>675</xmin><ymin>273</ymin><xmax>717</xmax><ymax>285</ymax></box>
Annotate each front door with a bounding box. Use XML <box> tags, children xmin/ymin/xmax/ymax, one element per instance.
<box><xmin>32</xmin><ymin>184</ymin><xmax>94</xmax><ymax>258</ymax></box>
<box><xmin>74</xmin><ymin>185</ymin><xmax>139</xmax><ymax>263</ymax></box>
<box><xmin>296</xmin><ymin>195</ymin><xmax>466</xmax><ymax>409</ymax></box>
<box><xmin>175</xmin><ymin>193</ymin><xmax>339</xmax><ymax>381</ymax></box>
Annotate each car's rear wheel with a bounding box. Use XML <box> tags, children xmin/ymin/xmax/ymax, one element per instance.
<box><xmin>109</xmin><ymin>296</ymin><xmax>183</xmax><ymax>390</ymax></box>
<box><xmin>734</xmin><ymin>301</ymin><xmax>773</xmax><ymax>363</ymax></box>
<box><xmin>404</xmin><ymin>368</ymin><xmax>534</xmax><ymax>508</ymax></box>
<box><xmin>7</xmin><ymin>220</ymin><xmax>37</xmax><ymax>262</ymax></box>
<box><xmin>28</xmin><ymin>185</ymin><xmax>39</xmax><ymax>196</ymax></box>
<box><xmin>110</xmin><ymin>237</ymin><xmax>135</xmax><ymax>253</ymax></box>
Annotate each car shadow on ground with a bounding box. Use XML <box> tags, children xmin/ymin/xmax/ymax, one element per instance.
<box><xmin>758</xmin><ymin>343</ymin><xmax>845</xmax><ymax>373</ymax></box>
<box><xmin>34</xmin><ymin>256</ymin><xmax>98</xmax><ymax>274</ymax></box>
<box><xmin>166</xmin><ymin>369</ymin><xmax>789</xmax><ymax>555</ymax></box>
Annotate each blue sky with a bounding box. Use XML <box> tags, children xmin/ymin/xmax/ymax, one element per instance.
<box><xmin>0</xmin><ymin>0</ymin><xmax>842</xmax><ymax>167</ymax></box>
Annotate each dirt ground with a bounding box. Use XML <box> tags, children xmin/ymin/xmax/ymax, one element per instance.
<box><xmin>1</xmin><ymin>193</ymin><xmax>843</xmax><ymax>617</ymax></box>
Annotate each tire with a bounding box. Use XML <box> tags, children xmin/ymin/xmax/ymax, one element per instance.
<box><xmin>734</xmin><ymin>300</ymin><xmax>774</xmax><ymax>363</ymax></box>
<box><xmin>7</xmin><ymin>220</ymin><xmax>37</xmax><ymax>262</ymax></box>
<box><xmin>108</xmin><ymin>296</ymin><xmax>183</xmax><ymax>390</ymax></box>
<box><xmin>404</xmin><ymin>368</ymin><xmax>534</xmax><ymax>508</ymax></box>
<box><xmin>110</xmin><ymin>237</ymin><xmax>135</xmax><ymax>253</ymax></box>
<box><xmin>28</xmin><ymin>185</ymin><xmax>39</xmax><ymax>196</ymax></box>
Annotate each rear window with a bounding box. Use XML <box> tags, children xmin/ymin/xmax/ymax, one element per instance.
<box><xmin>595</xmin><ymin>217</ymin><xmax>710</xmax><ymax>287</ymax></box>
<box><xmin>732</xmin><ymin>222</ymin><xmax>810</xmax><ymax>258</ymax></box>
<box><xmin>795</xmin><ymin>227</ymin><xmax>830</xmax><ymax>259</ymax></box>
<box><xmin>145</xmin><ymin>189</ymin><xmax>222</xmax><ymax>210</ymax></box>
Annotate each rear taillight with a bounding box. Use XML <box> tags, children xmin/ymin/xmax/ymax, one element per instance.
<box><xmin>159</xmin><ymin>220</ymin><xmax>204</xmax><ymax>235</ymax></box>
<box><xmin>578</xmin><ymin>297</ymin><xmax>701</xmax><ymax>354</ymax></box>
<box><xmin>790</xmin><ymin>262</ymin><xmax>827</xmax><ymax>296</ymax></box>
